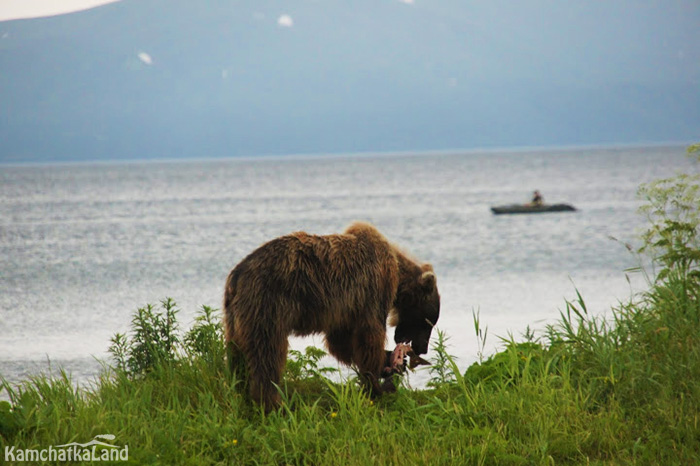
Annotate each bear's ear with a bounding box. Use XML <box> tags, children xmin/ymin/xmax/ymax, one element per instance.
<box><xmin>418</xmin><ymin>270</ymin><xmax>436</xmax><ymax>292</ymax></box>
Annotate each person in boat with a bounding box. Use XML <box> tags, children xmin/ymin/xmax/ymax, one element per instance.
<box><xmin>531</xmin><ymin>190</ymin><xmax>543</xmax><ymax>206</ymax></box>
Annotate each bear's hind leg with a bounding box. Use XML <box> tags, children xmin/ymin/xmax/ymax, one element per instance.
<box><xmin>226</xmin><ymin>316</ymin><xmax>251</xmax><ymax>392</ymax></box>
<box><xmin>246</xmin><ymin>333</ymin><xmax>289</xmax><ymax>412</ymax></box>
<box><xmin>226</xmin><ymin>339</ymin><xmax>247</xmax><ymax>381</ymax></box>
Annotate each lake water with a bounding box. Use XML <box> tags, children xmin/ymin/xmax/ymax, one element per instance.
<box><xmin>1</xmin><ymin>145</ymin><xmax>696</xmax><ymax>389</ymax></box>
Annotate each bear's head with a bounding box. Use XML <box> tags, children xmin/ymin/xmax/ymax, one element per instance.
<box><xmin>390</xmin><ymin>264</ymin><xmax>440</xmax><ymax>355</ymax></box>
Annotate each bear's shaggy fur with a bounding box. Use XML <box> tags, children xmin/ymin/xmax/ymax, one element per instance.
<box><xmin>223</xmin><ymin>222</ymin><xmax>440</xmax><ymax>410</ymax></box>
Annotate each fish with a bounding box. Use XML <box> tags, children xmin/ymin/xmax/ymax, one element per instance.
<box><xmin>389</xmin><ymin>342</ymin><xmax>431</xmax><ymax>373</ymax></box>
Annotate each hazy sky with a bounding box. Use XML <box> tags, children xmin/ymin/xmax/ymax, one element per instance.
<box><xmin>0</xmin><ymin>0</ymin><xmax>119</xmax><ymax>21</ymax></box>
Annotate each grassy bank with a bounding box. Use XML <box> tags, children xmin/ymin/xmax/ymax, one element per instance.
<box><xmin>1</xmin><ymin>262</ymin><xmax>699</xmax><ymax>465</ymax></box>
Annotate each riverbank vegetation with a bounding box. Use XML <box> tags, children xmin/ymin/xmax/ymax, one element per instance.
<box><xmin>1</xmin><ymin>149</ymin><xmax>699</xmax><ymax>465</ymax></box>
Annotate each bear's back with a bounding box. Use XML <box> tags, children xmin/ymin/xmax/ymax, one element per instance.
<box><xmin>228</xmin><ymin>224</ymin><xmax>400</xmax><ymax>332</ymax></box>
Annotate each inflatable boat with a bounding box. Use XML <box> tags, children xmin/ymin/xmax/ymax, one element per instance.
<box><xmin>490</xmin><ymin>203</ymin><xmax>576</xmax><ymax>215</ymax></box>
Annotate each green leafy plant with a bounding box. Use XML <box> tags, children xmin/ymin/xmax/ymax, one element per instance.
<box><xmin>126</xmin><ymin>299</ymin><xmax>180</xmax><ymax>374</ymax></box>
<box><xmin>183</xmin><ymin>305</ymin><xmax>223</xmax><ymax>358</ymax></box>
<box><xmin>428</xmin><ymin>329</ymin><xmax>456</xmax><ymax>387</ymax></box>
<box><xmin>108</xmin><ymin>299</ymin><xmax>225</xmax><ymax>377</ymax></box>
<box><xmin>637</xmin><ymin>144</ymin><xmax>700</xmax><ymax>280</ymax></box>
<box><xmin>286</xmin><ymin>346</ymin><xmax>338</xmax><ymax>382</ymax></box>
<box><xmin>107</xmin><ymin>332</ymin><xmax>129</xmax><ymax>374</ymax></box>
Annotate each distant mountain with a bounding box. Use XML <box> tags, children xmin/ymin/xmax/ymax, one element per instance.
<box><xmin>1</xmin><ymin>0</ymin><xmax>698</xmax><ymax>163</ymax></box>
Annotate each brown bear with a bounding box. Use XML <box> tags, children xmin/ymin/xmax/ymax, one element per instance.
<box><xmin>223</xmin><ymin>221</ymin><xmax>440</xmax><ymax>410</ymax></box>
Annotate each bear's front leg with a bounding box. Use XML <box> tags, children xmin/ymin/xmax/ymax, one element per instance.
<box><xmin>352</xmin><ymin>326</ymin><xmax>389</xmax><ymax>398</ymax></box>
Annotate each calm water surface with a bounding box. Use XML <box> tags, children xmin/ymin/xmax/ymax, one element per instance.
<box><xmin>0</xmin><ymin>145</ymin><xmax>695</xmax><ymax>387</ymax></box>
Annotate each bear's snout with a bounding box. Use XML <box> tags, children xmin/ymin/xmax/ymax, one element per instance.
<box><xmin>411</xmin><ymin>340</ymin><xmax>429</xmax><ymax>356</ymax></box>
